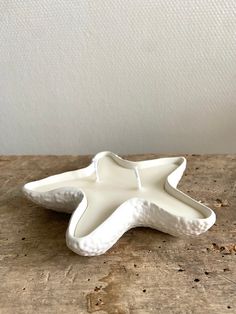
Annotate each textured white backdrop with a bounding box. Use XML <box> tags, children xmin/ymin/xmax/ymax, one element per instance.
<box><xmin>0</xmin><ymin>0</ymin><xmax>236</xmax><ymax>154</ymax></box>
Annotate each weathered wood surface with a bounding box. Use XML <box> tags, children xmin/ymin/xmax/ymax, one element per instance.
<box><xmin>0</xmin><ymin>154</ymin><xmax>236</xmax><ymax>314</ymax></box>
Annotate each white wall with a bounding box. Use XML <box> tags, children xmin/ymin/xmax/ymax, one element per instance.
<box><xmin>0</xmin><ymin>0</ymin><xmax>236</xmax><ymax>155</ymax></box>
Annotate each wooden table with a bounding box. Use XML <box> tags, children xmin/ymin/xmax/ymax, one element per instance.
<box><xmin>0</xmin><ymin>155</ymin><xmax>236</xmax><ymax>314</ymax></box>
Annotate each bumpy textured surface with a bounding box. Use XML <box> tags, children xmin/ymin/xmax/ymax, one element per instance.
<box><xmin>24</xmin><ymin>152</ymin><xmax>216</xmax><ymax>256</ymax></box>
<box><xmin>67</xmin><ymin>198</ymin><xmax>215</xmax><ymax>256</ymax></box>
<box><xmin>23</xmin><ymin>187</ymin><xmax>84</xmax><ymax>213</ymax></box>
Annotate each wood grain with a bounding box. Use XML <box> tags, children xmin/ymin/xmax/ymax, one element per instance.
<box><xmin>0</xmin><ymin>154</ymin><xmax>236</xmax><ymax>314</ymax></box>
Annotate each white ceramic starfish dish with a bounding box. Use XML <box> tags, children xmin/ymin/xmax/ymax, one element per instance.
<box><xmin>23</xmin><ymin>152</ymin><xmax>216</xmax><ymax>256</ymax></box>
